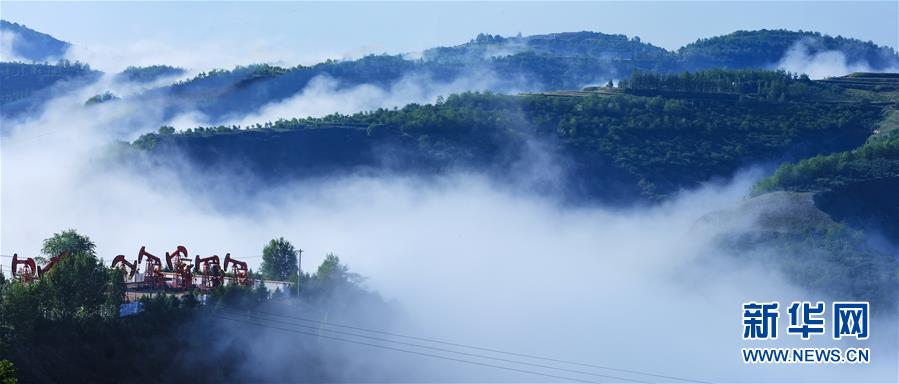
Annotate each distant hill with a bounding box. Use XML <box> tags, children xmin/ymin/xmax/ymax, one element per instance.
<box><xmin>678</xmin><ymin>29</ymin><xmax>899</xmax><ymax>71</ymax></box>
<box><xmin>0</xmin><ymin>61</ymin><xmax>100</xmax><ymax>119</ymax></box>
<box><xmin>3</xmin><ymin>22</ymin><xmax>898</xmax><ymax>123</ymax></box>
<box><xmin>422</xmin><ymin>31</ymin><xmax>672</xmax><ymax>63</ymax></box>
<box><xmin>0</xmin><ymin>21</ymin><xmax>96</xmax><ymax>121</ymax></box>
<box><xmin>139</xmin><ymin>57</ymin><xmax>428</xmax><ymax>120</ymax></box>
<box><xmin>0</xmin><ymin>20</ymin><xmax>70</xmax><ymax>62</ymax></box>
<box><xmin>427</xmin><ymin>30</ymin><xmax>899</xmax><ymax>71</ymax></box>
<box><xmin>0</xmin><ymin>61</ymin><xmax>97</xmax><ymax>104</ymax></box>
<box><xmin>115</xmin><ymin>65</ymin><xmax>186</xmax><ymax>83</ymax></box>
<box><xmin>143</xmin><ymin>29</ymin><xmax>897</xmax><ymax>121</ymax></box>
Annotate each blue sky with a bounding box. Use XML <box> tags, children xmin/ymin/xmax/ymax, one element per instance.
<box><xmin>2</xmin><ymin>1</ymin><xmax>897</xmax><ymax>70</ymax></box>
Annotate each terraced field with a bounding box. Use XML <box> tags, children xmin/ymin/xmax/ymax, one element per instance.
<box><xmin>818</xmin><ymin>72</ymin><xmax>899</xmax><ymax>91</ymax></box>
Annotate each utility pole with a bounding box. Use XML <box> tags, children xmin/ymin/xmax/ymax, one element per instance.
<box><xmin>297</xmin><ymin>249</ymin><xmax>303</xmax><ymax>297</ymax></box>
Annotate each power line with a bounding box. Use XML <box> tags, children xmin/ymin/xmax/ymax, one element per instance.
<box><xmin>1</xmin><ymin>129</ymin><xmax>69</xmax><ymax>147</ymax></box>
<box><xmin>1</xmin><ymin>256</ymin><xmax>699</xmax><ymax>383</ymax></box>
<box><xmin>219</xmin><ymin>315</ymin><xmax>595</xmax><ymax>383</ymax></box>
<box><xmin>222</xmin><ymin>309</ymin><xmax>645</xmax><ymax>383</ymax></box>
<box><xmin>241</xmin><ymin>309</ymin><xmax>707</xmax><ymax>383</ymax></box>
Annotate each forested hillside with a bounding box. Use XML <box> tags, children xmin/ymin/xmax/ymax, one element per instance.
<box><xmin>133</xmin><ymin>70</ymin><xmax>885</xmax><ymax>203</ymax></box>
<box><xmin>753</xmin><ymin>134</ymin><xmax>899</xmax><ymax>243</ymax></box>
<box><xmin>703</xmin><ymin>189</ymin><xmax>897</xmax><ymax>308</ymax></box>
<box><xmin>145</xmin><ymin>57</ymin><xmax>433</xmax><ymax>119</ymax></box>
<box><xmin>422</xmin><ymin>31</ymin><xmax>674</xmax><ymax>64</ymax></box>
<box><xmin>115</xmin><ymin>65</ymin><xmax>186</xmax><ymax>83</ymax></box>
<box><xmin>0</xmin><ymin>61</ymin><xmax>97</xmax><ymax>104</ymax></box>
<box><xmin>701</xmin><ymin>138</ymin><xmax>899</xmax><ymax>310</ymax></box>
<box><xmin>0</xmin><ymin>61</ymin><xmax>101</xmax><ymax>119</ymax></box>
<box><xmin>678</xmin><ymin>29</ymin><xmax>899</xmax><ymax>71</ymax></box>
<box><xmin>427</xmin><ymin>30</ymin><xmax>899</xmax><ymax>71</ymax></box>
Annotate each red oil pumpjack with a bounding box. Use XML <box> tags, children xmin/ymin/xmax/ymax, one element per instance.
<box><xmin>165</xmin><ymin>245</ymin><xmax>192</xmax><ymax>289</ymax></box>
<box><xmin>138</xmin><ymin>246</ymin><xmax>165</xmax><ymax>288</ymax></box>
<box><xmin>195</xmin><ymin>254</ymin><xmax>223</xmax><ymax>289</ymax></box>
<box><xmin>111</xmin><ymin>255</ymin><xmax>139</xmax><ymax>280</ymax></box>
<box><xmin>165</xmin><ymin>245</ymin><xmax>189</xmax><ymax>270</ymax></box>
<box><xmin>37</xmin><ymin>250</ymin><xmax>68</xmax><ymax>278</ymax></box>
<box><xmin>223</xmin><ymin>253</ymin><xmax>250</xmax><ymax>286</ymax></box>
<box><xmin>11</xmin><ymin>254</ymin><xmax>37</xmax><ymax>284</ymax></box>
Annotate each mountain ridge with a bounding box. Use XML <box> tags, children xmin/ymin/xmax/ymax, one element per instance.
<box><xmin>3</xmin><ymin>21</ymin><xmax>898</xmax><ymax>122</ymax></box>
<box><xmin>0</xmin><ymin>20</ymin><xmax>71</xmax><ymax>62</ymax></box>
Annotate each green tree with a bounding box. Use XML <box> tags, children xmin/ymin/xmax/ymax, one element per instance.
<box><xmin>36</xmin><ymin>251</ymin><xmax>110</xmax><ymax>321</ymax></box>
<box><xmin>104</xmin><ymin>268</ymin><xmax>126</xmax><ymax>318</ymax></box>
<box><xmin>300</xmin><ymin>254</ymin><xmax>369</xmax><ymax>301</ymax></box>
<box><xmin>41</xmin><ymin>229</ymin><xmax>96</xmax><ymax>257</ymax></box>
<box><xmin>260</xmin><ymin>237</ymin><xmax>298</xmax><ymax>281</ymax></box>
<box><xmin>0</xmin><ymin>282</ymin><xmax>40</xmax><ymax>348</ymax></box>
<box><xmin>0</xmin><ymin>360</ymin><xmax>17</xmax><ymax>384</ymax></box>
<box><xmin>313</xmin><ymin>254</ymin><xmax>361</xmax><ymax>287</ymax></box>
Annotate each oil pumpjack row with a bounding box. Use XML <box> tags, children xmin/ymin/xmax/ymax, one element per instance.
<box><xmin>10</xmin><ymin>245</ymin><xmax>289</xmax><ymax>294</ymax></box>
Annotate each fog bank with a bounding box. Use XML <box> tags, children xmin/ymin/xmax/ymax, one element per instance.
<box><xmin>1</xmin><ymin>69</ymin><xmax>896</xmax><ymax>383</ymax></box>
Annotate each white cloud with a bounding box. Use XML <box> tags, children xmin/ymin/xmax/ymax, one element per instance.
<box><xmin>0</xmin><ymin>30</ymin><xmax>27</xmax><ymax>62</ymax></box>
<box><xmin>777</xmin><ymin>38</ymin><xmax>898</xmax><ymax>79</ymax></box>
<box><xmin>214</xmin><ymin>70</ymin><xmax>519</xmax><ymax>128</ymax></box>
